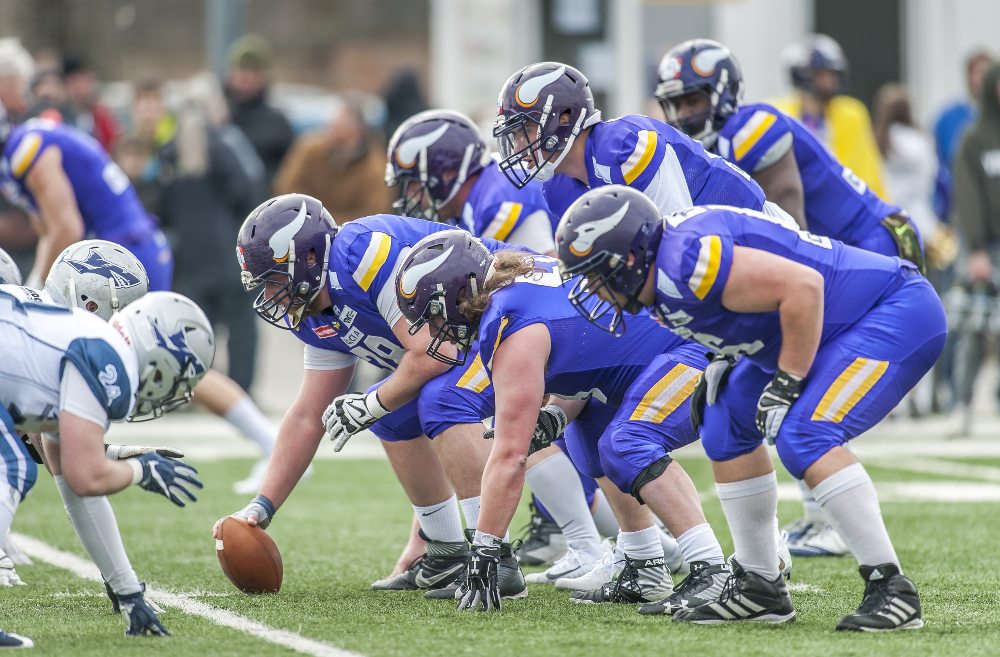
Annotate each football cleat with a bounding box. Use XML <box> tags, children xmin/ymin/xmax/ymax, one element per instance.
<box><xmin>0</xmin><ymin>629</ymin><xmax>33</xmax><ymax>648</ymax></box>
<box><xmin>371</xmin><ymin>531</ymin><xmax>467</xmax><ymax>591</ymax></box>
<box><xmin>673</xmin><ymin>559</ymin><xmax>796</xmax><ymax>624</ymax></box>
<box><xmin>430</xmin><ymin>539</ymin><xmax>528</xmax><ymax>600</ymax></box>
<box><xmin>524</xmin><ymin>546</ymin><xmax>600</xmax><ymax>585</ymax></box>
<box><xmin>638</xmin><ymin>560</ymin><xmax>729</xmax><ymax>615</ymax></box>
<box><xmin>788</xmin><ymin>522</ymin><xmax>849</xmax><ymax>557</ymax></box>
<box><xmin>555</xmin><ymin>539</ymin><xmax>622</xmax><ymax>591</ymax></box>
<box><xmin>0</xmin><ymin>550</ymin><xmax>25</xmax><ymax>587</ymax></box>
<box><xmin>516</xmin><ymin>502</ymin><xmax>567</xmax><ymax>567</ymax></box>
<box><xmin>569</xmin><ymin>555</ymin><xmax>673</xmax><ymax>604</ymax></box>
<box><xmin>779</xmin><ymin>517</ymin><xmax>814</xmax><ymax>543</ymax></box>
<box><xmin>836</xmin><ymin>564</ymin><xmax>923</xmax><ymax>632</ymax></box>
<box><xmin>777</xmin><ymin>529</ymin><xmax>793</xmax><ymax>579</ymax></box>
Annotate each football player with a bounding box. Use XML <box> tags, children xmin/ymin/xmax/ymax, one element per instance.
<box><xmin>0</xmin><ymin>108</ymin><xmax>277</xmax><ymax>491</ymax></box>
<box><xmin>0</xmin><ymin>287</ymin><xmax>214</xmax><ymax>635</ymax></box>
<box><xmin>387</xmin><ymin>109</ymin><xmax>618</xmax><ymax>573</ymax></box>
<box><xmin>654</xmin><ymin>38</ymin><xmax>925</xmax><ymax>556</ymax></box>
<box><xmin>558</xmin><ymin>186</ymin><xmax>944</xmax><ymax>630</ymax></box>
<box><xmin>218</xmin><ymin>193</ymin><xmax>528</xmax><ymax>598</ymax></box>
<box><xmin>397</xmin><ymin>230</ymin><xmax>742</xmax><ymax>612</ymax></box>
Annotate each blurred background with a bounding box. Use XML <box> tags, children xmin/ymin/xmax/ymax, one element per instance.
<box><xmin>1</xmin><ymin>0</ymin><xmax>998</xmax><ymax>432</ymax></box>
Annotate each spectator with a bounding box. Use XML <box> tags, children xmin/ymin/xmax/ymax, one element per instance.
<box><xmin>932</xmin><ymin>49</ymin><xmax>993</xmax><ymax>221</ymax></box>
<box><xmin>381</xmin><ymin>69</ymin><xmax>428</xmax><ymax>143</ymax></box>
<box><xmin>152</xmin><ymin>73</ymin><xmax>264</xmax><ymax>392</ymax></box>
<box><xmin>224</xmin><ymin>34</ymin><xmax>294</xmax><ymax>188</ymax></box>
<box><xmin>274</xmin><ymin>97</ymin><xmax>393</xmax><ymax>223</ymax></box>
<box><xmin>774</xmin><ymin>34</ymin><xmax>888</xmax><ymax>199</ymax></box>
<box><xmin>26</xmin><ymin>67</ymin><xmax>76</xmax><ymax>123</ymax></box>
<box><xmin>62</xmin><ymin>55</ymin><xmax>121</xmax><ymax>152</ymax></box>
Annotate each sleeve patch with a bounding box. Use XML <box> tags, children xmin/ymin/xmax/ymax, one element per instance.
<box><xmin>483</xmin><ymin>202</ymin><xmax>523</xmax><ymax>241</ymax></box>
<box><xmin>353</xmin><ymin>231</ymin><xmax>392</xmax><ymax>291</ymax></box>
<box><xmin>689</xmin><ymin>235</ymin><xmax>722</xmax><ymax>300</ymax></box>
<box><xmin>622</xmin><ymin>130</ymin><xmax>658</xmax><ymax>185</ymax></box>
<box><xmin>732</xmin><ymin>111</ymin><xmax>777</xmax><ymax>161</ymax></box>
<box><xmin>10</xmin><ymin>133</ymin><xmax>43</xmax><ymax>178</ymax></box>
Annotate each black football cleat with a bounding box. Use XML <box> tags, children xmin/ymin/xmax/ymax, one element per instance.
<box><xmin>836</xmin><ymin>564</ymin><xmax>923</xmax><ymax>632</ymax></box>
<box><xmin>372</xmin><ymin>530</ymin><xmax>467</xmax><ymax>591</ymax></box>
<box><xmin>638</xmin><ymin>561</ymin><xmax>730</xmax><ymax>615</ymax></box>
<box><xmin>673</xmin><ymin>559</ymin><xmax>795</xmax><ymax>624</ymax></box>
<box><xmin>515</xmin><ymin>502</ymin><xmax>566</xmax><ymax>567</ymax></box>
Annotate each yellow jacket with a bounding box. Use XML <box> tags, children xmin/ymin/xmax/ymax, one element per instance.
<box><xmin>772</xmin><ymin>94</ymin><xmax>888</xmax><ymax>200</ymax></box>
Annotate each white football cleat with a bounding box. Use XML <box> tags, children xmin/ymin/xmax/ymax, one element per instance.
<box><xmin>0</xmin><ymin>550</ymin><xmax>26</xmax><ymax>587</ymax></box>
<box><xmin>555</xmin><ymin>539</ymin><xmax>623</xmax><ymax>591</ymax></box>
<box><xmin>789</xmin><ymin>522</ymin><xmax>850</xmax><ymax>557</ymax></box>
<box><xmin>524</xmin><ymin>546</ymin><xmax>602</xmax><ymax>585</ymax></box>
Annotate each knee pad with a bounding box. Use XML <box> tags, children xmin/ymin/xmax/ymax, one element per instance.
<box><xmin>629</xmin><ymin>455</ymin><xmax>673</xmax><ymax>504</ymax></box>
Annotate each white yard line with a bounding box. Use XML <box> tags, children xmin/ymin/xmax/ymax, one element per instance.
<box><xmin>866</xmin><ymin>456</ymin><xmax>1000</xmax><ymax>482</ymax></box>
<box><xmin>11</xmin><ymin>533</ymin><xmax>364</xmax><ymax>657</ymax></box>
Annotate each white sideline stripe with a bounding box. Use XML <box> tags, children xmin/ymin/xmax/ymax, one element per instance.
<box><xmin>11</xmin><ymin>533</ymin><xmax>364</xmax><ymax>657</ymax></box>
<box><xmin>868</xmin><ymin>456</ymin><xmax>1000</xmax><ymax>482</ymax></box>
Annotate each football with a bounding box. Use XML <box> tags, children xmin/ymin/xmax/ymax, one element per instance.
<box><xmin>216</xmin><ymin>516</ymin><xmax>283</xmax><ymax>594</ymax></box>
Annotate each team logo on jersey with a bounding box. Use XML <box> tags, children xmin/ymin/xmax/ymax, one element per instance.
<box><xmin>568</xmin><ymin>201</ymin><xmax>629</xmax><ymax>257</ymax></box>
<box><xmin>312</xmin><ymin>324</ymin><xmax>337</xmax><ymax>339</ymax></box>
<box><xmin>150</xmin><ymin>320</ymin><xmax>207</xmax><ymax>378</ymax></box>
<box><xmin>692</xmin><ymin>47</ymin><xmax>731</xmax><ymax>77</ymax></box>
<box><xmin>269</xmin><ymin>200</ymin><xmax>308</xmax><ymax>263</ymax></box>
<box><xmin>63</xmin><ymin>248</ymin><xmax>142</xmax><ymax>288</ymax></box>
<box><xmin>515</xmin><ymin>65</ymin><xmax>566</xmax><ymax>108</ymax></box>
<box><xmin>396</xmin><ymin>124</ymin><xmax>449</xmax><ymax>169</ymax></box>
<box><xmin>398</xmin><ymin>245</ymin><xmax>454</xmax><ymax>299</ymax></box>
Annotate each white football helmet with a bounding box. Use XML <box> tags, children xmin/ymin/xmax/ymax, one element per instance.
<box><xmin>45</xmin><ymin>240</ymin><xmax>149</xmax><ymax>320</ymax></box>
<box><xmin>0</xmin><ymin>246</ymin><xmax>21</xmax><ymax>285</ymax></box>
<box><xmin>109</xmin><ymin>291</ymin><xmax>215</xmax><ymax>421</ymax></box>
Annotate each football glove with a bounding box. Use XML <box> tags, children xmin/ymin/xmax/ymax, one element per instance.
<box><xmin>0</xmin><ymin>552</ymin><xmax>25</xmax><ymax>587</ymax></box>
<box><xmin>457</xmin><ymin>538</ymin><xmax>503</xmax><ymax>612</ymax></box>
<box><xmin>118</xmin><ymin>590</ymin><xmax>170</xmax><ymax>636</ymax></box>
<box><xmin>323</xmin><ymin>390</ymin><xmax>390</xmax><ymax>451</ymax></box>
<box><xmin>483</xmin><ymin>404</ymin><xmax>568</xmax><ymax>456</ymax></box>
<box><xmin>756</xmin><ymin>369</ymin><xmax>804</xmax><ymax>444</ymax></box>
<box><xmin>230</xmin><ymin>495</ymin><xmax>276</xmax><ymax>530</ymax></box>
<box><xmin>106</xmin><ymin>444</ymin><xmax>185</xmax><ymax>460</ymax></box>
<box><xmin>134</xmin><ymin>453</ymin><xmax>202</xmax><ymax>507</ymax></box>
<box><xmin>690</xmin><ymin>353</ymin><xmax>738</xmax><ymax>432</ymax></box>
<box><xmin>105</xmin><ymin>580</ymin><xmax>163</xmax><ymax>615</ymax></box>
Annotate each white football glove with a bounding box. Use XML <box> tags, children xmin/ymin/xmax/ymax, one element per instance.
<box><xmin>322</xmin><ymin>390</ymin><xmax>389</xmax><ymax>452</ymax></box>
<box><xmin>0</xmin><ymin>551</ymin><xmax>25</xmax><ymax>587</ymax></box>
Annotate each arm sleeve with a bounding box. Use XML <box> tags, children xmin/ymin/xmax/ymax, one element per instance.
<box><xmin>59</xmin><ymin>362</ymin><xmax>110</xmax><ymax>428</ymax></box>
<box><xmin>303</xmin><ymin>344</ymin><xmax>359</xmax><ymax>371</ymax></box>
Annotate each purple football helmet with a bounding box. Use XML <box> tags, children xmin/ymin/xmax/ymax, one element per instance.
<box><xmin>493</xmin><ymin>62</ymin><xmax>602</xmax><ymax>189</ymax></box>
<box><xmin>236</xmin><ymin>193</ymin><xmax>337</xmax><ymax>330</ymax></box>
<box><xmin>385</xmin><ymin>109</ymin><xmax>489</xmax><ymax>223</ymax></box>
<box><xmin>655</xmin><ymin>39</ymin><xmax>744</xmax><ymax>147</ymax></box>
<box><xmin>555</xmin><ymin>185</ymin><xmax>663</xmax><ymax>335</ymax></box>
<box><xmin>395</xmin><ymin>229</ymin><xmax>493</xmax><ymax>365</ymax></box>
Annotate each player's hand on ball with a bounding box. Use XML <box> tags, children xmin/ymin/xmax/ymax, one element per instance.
<box><xmin>323</xmin><ymin>390</ymin><xmax>389</xmax><ymax>451</ymax></box>
<box><xmin>213</xmin><ymin>495</ymin><xmax>277</xmax><ymax>538</ymax></box>
<box><xmin>457</xmin><ymin>542</ymin><xmax>502</xmax><ymax>612</ymax></box>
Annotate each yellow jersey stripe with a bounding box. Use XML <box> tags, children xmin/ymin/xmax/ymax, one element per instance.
<box><xmin>650</xmin><ymin>367</ymin><xmax>701</xmax><ymax>423</ymax></box>
<box><xmin>733</xmin><ymin>111</ymin><xmax>777</xmax><ymax>161</ymax></box>
<box><xmin>457</xmin><ymin>354</ymin><xmax>491</xmax><ymax>393</ymax></box>
<box><xmin>486</xmin><ymin>202</ymin><xmax>523</xmax><ymax>242</ymax></box>
<box><xmin>630</xmin><ymin>364</ymin><xmax>689</xmax><ymax>421</ymax></box>
<box><xmin>689</xmin><ymin>235</ymin><xmax>722</xmax><ymax>300</ymax></box>
<box><xmin>11</xmin><ymin>133</ymin><xmax>43</xmax><ymax>178</ymax></box>
<box><xmin>354</xmin><ymin>232</ymin><xmax>391</xmax><ymax>291</ymax></box>
<box><xmin>486</xmin><ymin>316</ymin><xmax>510</xmax><ymax>369</ymax></box>
<box><xmin>811</xmin><ymin>358</ymin><xmax>889</xmax><ymax>422</ymax></box>
<box><xmin>622</xmin><ymin>130</ymin><xmax>658</xmax><ymax>185</ymax></box>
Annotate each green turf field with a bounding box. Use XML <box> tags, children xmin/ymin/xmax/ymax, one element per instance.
<box><xmin>6</xmin><ymin>454</ymin><xmax>1000</xmax><ymax>657</ymax></box>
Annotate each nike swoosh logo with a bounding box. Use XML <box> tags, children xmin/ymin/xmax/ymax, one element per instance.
<box><xmin>399</xmin><ymin>245</ymin><xmax>454</xmax><ymax>298</ymax></box>
<box><xmin>515</xmin><ymin>65</ymin><xmax>566</xmax><ymax>107</ymax></box>
<box><xmin>415</xmin><ymin>563</ymin><xmax>464</xmax><ymax>588</ymax></box>
<box><xmin>396</xmin><ymin>124</ymin><xmax>449</xmax><ymax>168</ymax></box>
<box><xmin>545</xmin><ymin>565</ymin><xmax>582</xmax><ymax>580</ymax></box>
<box><xmin>421</xmin><ymin>506</ymin><xmax>445</xmax><ymax>517</ymax></box>
<box><xmin>269</xmin><ymin>200</ymin><xmax>309</xmax><ymax>262</ymax></box>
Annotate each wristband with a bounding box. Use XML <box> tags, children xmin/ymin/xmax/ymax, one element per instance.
<box><xmin>127</xmin><ymin>458</ymin><xmax>143</xmax><ymax>485</ymax></box>
<box><xmin>253</xmin><ymin>494</ymin><xmax>277</xmax><ymax>519</ymax></box>
<box><xmin>472</xmin><ymin>530</ymin><xmax>503</xmax><ymax>548</ymax></box>
<box><xmin>365</xmin><ymin>390</ymin><xmax>390</xmax><ymax>419</ymax></box>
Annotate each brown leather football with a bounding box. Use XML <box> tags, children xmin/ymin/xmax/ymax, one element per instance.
<box><xmin>216</xmin><ymin>516</ymin><xmax>282</xmax><ymax>593</ymax></box>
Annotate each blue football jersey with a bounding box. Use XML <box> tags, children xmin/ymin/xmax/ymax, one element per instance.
<box><xmin>296</xmin><ymin>215</ymin><xmax>512</xmax><ymax>370</ymax></box>
<box><xmin>716</xmin><ymin>103</ymin><xmax>900</xmax><ymax>246</ymax></box>
<box><xmin>0</xmin><ymin>120</ymin><xmax>157</xmax><ymax>244</ymax></box>
<box><xmin>543</xmin><ymin>174</ymin><xmax>590</xmax><ymax>223</ymax></box>
<box><xmin>651</xmin><ymin>205</ymin><xmax>914</xmax><ymax>372</ymax></box>
<box><xmin>477</xmin><ymin>257</ymin><xmax>688</xmax><ymax>405</ymax></box>
<box><xmin>459</xmin><ymin>158</ymin><xmax>559</xmax><ymax>239</ymax></box>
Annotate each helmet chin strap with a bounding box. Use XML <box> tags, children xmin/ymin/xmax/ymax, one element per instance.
<box><xmin>109</xmin><ymin>277</ymin><xmax>120</xmax><ymax>312</ymax></box>
<box><xmin>537</xmin><ymin>104</ymin><xmax>595</xmax><ymax>182</ymax></box>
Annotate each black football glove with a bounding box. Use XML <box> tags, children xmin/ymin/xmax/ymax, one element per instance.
<box><xmin>118</xmin><ymin>589</ymin><xmax>170</xmax><ymax>636</ymax></box>
<box><xmin>755</xmin><ymin>369</ymin><xmax>804</xmax><ymax>444</ymax></box>
<box><xmin>483</xmin><ymin>404</ymin><xmax>568</xmax><ymax>455</ymax></box>
<box><xmin>690</xmin><ymin>352</ymin><xmax>738</xmax><ymax>433</ymax></box>
<box><xmin>134</xmin><ymin>453</ymin><xmax>202</xmax><ymax>507</ymax></box>
<box><xmin>457</xmin><ymin>542</ymin><xmax>503</xmax><ymax>612</ymax></box>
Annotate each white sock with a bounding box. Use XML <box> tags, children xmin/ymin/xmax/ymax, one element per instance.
<box><xmin>811</xmin><ymin>463</ymin><xmax>900</xmax><ymax>569</ymax></box>
<box><xmin>0</xmin><ymin>483</ymin><xmax>19</xmax><ymax>539</ymax></box>
<box><xmin>54</xmin><ymin>476</ymin><xmax>141</xmax><ymax>595</ymax></box>
<box><xmin>617</xmin><ymin>526</ymin><xmax>663</xmax><ymax>560</ymax></box>
<box><xmin>224</xmin><ymin>396</ymin><xmax>276</xmax><ymax>456</ymax></box>
<box><xmin>676</xmin><ymin>523</ymin><xmax>725</xmax><ymax>565</ymax></box>
<box><xmin>459</xmin><ymin>496</ymin><xmax>480</xmax><ymax>530</ymax></box>
<box><xmin>590</xmin><ymin>489</ymin><xmax>620</xmax><ymax>537</ymax></box>
<box><xmin>798</xmin><ymin>479</ymin><xmax>825</xmax><ymax>524</ymax></box>
<box><xmin>717</xmin><ymin>472</ymin><xmax>779</xmax><ymax>580</ymax></box>
<box><xmin>526</xmin><ymin>452</ymin><xmax>602</xmax><ymax>557</ymax></box>
<box><xmin>414</xmin><ymin>494</ymin><xmax>465</xmax><ymax>543</ymax></box>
